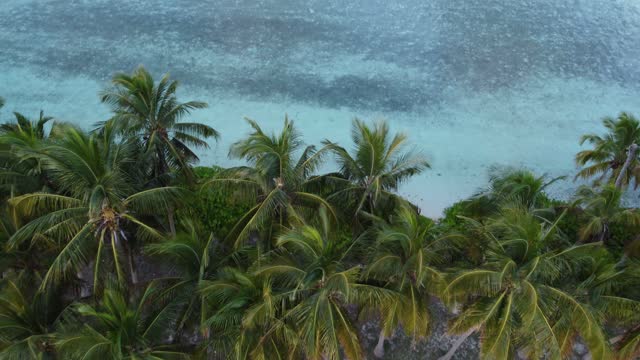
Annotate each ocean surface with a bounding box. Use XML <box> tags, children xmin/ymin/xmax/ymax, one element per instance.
<box><xmin>2</xmin><ymin>0</ymin><xmax>640</xmax><ymax>217</ymax></box>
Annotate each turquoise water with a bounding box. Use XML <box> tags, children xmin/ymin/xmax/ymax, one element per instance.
<box><xmin>2</xmin><ymin>0</ymin><xmax>640</xmax><ymax>216</ymax></box>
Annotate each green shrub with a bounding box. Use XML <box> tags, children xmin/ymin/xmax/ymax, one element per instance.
<box><xmin>440</xmin><ymin>200</ymin><xmax>468</xmax><ymax>228</ymax></box>
<box><xmin>178</xmin><ymin>166</ymin><xmax>251</xmax><ymax>238</ymax></box>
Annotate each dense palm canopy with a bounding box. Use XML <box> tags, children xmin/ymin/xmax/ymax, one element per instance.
<box><xmin>444</xmin><ymin>205</ymin><xmax>611</xmax><ymax>359</ymax></box>
<box><xmin>0</xmin><ymin>75</ymin><xmax>639</xmax><ymax>360</ymax></box>
<box><xmin>576</xmin><ymin>112</ymin><xmax>640</xmax><ymax>188</ymax></box>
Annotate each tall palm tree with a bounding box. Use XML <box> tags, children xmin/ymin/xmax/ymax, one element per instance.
<box><xmin>363</xmin><ymin>202</ymin><xmax>450</xmax><ymax>357</ymax></box>
<box><xmin>6</xmin><ymin>125</ymin><xmax>183</xmax><ymax>293</ymax></box>
<box><xmin>323</xmin><ymin>119</ymin><xmax>429</xmax><ymax>217</ymax></box>
<box><xmin>572</xmin><ymin>185</ymin><xmax>640</xmax><ymax>244</ymax></box>
<box><xmin>204</xmin><ymin>117</ymin><xmax>334</xmax><ymax>248</ymax></box>
<box><xmin>254</xmin><ymin>209</ymin><xmax>396</xmax><ymax>360</ymax></box>
<box><xmin>56</xmin><ymin>282</ymin><xmax>190</xmax><ymax>359</ymax></box>
<box><xmin>97</xmin><ymin>66</ymin><xmax>218</xmax><ymax>184</ymax></box>
<box><xmin>441</xmin><ymin>205</ymin><xmax>609</xmax><ymax>360</ymax></box>
<box><xmin>576</xmin><ymin>113</ymin><xmax>640</xmax><ymax>188</ymax></box>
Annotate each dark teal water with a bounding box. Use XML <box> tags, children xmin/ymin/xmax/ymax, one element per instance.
<box><xmin>2</xmin><ymin>0</ymin><xmax>640</xmax><ymax>215</ymax></box>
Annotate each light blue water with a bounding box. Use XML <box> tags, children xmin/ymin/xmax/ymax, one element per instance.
<box><xmin>2</xmin><ymin>0</ymin><xmax>640</xmax><ymax>216</ymax></box>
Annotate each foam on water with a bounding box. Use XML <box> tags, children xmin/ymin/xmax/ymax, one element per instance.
<box><xmin>2</xmin><ymin>0</ymin><xmax>640</xmax><ymax>217</ymax></box>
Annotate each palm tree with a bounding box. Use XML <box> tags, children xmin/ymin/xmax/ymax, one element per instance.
<box><xmin>323</xmin><ymin>119</ymin><xmax>429</xmax><ymax>218</ymax></box>
<box><xmin>56</xmin><ymin>282</ymin><xmax>190</xmax><ymax>359</ymax></box>
<box><xmin>0</xmin><ymin>206</ymin><xmax>58</xmax><ymax>288</ymax></box>
<box><xmin>254</xmin><ymin>209</ymin><xmax>396</xmax><ymax>360</ymax></box>
<box><xmin>461</xmin><ymin>168</ymin><xmax>563</xmax><ymax>218</ymax></box>
<box><xmin>0</xmin><ymin>110</ymin><xmax>62</xmax><ymax>197</ymax></box>
<box><xmin>572</xmin><ymin>185</ymin><xmax>640</xmax><ymax>244</ymax></box>
<box><xmin>97</xmin><ymin>65</ymin><xmax>218</xmax><ymax>185</ymax></box>
<box><xmin>615</xmin><ymin>259</ymin><xmax>640</xmax><ymax>359</ymax></box>
<box><xmin>0</xmin><ymin>111</ymin><xmax>54</xmax><ymax>140</ymax></box>
<box><xmin>562</xmin><ymin>257</ymin><xmax>640</xmax><ymax>360</ymax></box>
<box><xmin>619</xmin><ymin>327</ymin><xmax>640</xmax><ymax>360</ymax></box>
<box><xmin>145</xmin><ymin>220</ymin><xmax>223</xmax><ymax>342</ymax></box>
<box><xmin>441</xmin><ymin>205</ymin><xmax>609</xmax><ymax>360</ymax></box>
<box><xmin>204</xmin><ymin>117</ymin><xmax>335</xmax><ymax>248</ymax></box>
<box><xmin>0</xmin><ymin>279</ymin><xmax>66</xmax><ymax>359</ymax></box>
<box><xmin>363</xmin><ymin>202</ymin><xmax>450</xmax><ymax>357</ymax></box>
<box><xmin>200</xmin><ymin>266</ymin><xmax>296</xmax><ymax>359</ymax></box>
<box><xmin>6</xmin><ymin>125</ymin><xmax>183</xmax><ymax>293</ymax></box>
<box><xmin>576</xmin><ymin>113</ymin><xmax>640</xmax><ymax>188</ymax></box>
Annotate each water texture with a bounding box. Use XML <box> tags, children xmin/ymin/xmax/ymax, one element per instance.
<box><xmin>2</xmin><ymin>0</ymin><xmax>640</xmax><ymax>216</ymax></box>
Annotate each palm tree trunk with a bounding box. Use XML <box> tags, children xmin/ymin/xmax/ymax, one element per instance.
<box><xmin>373</xmin><ymin>329</ymin><xmax>386</xmax><ymax>358</ymax></box>
<box><xmin>127</xmin><ymin>248</ymin><xmax>138</xmax><ymax>284</ymax></box>
<box><xmin>615</xmin><ymin>143</ymin><xmax>638</xmax><ymax>189</ymax></box>
<box><xmin>609</xmin><ymin>334</ymin><xmax>624</xmax><ymax>344</ymax></box>
<box><xmin>437</xmin><ymin>328</ymin><xmax>476</xmax><ymax>360</ymax></box>
<box><xmin>599</xmin><ymin>223</ymin><xmax>609</xmax><ymax>245</ymax></box>
<box><xmin>168</xmin><ymin>206</ymin><xmax>176</xmax><ymax>236</ymax></box>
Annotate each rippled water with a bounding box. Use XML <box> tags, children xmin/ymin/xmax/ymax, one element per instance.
<box><xmin>2</xmin><ymin>0</ymin><xmax>640</xmax><ymax>216</ymax></box>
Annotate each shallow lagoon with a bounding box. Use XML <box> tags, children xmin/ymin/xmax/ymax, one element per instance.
<box><xmin>2</xmin><ymin>0</ymin><xmax>640</xmax><ymax>216</ymax></box>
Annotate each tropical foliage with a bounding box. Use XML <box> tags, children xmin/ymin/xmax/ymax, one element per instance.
<box><xmin>576</xmin><ymin>112</ymin><xmax>640</xmax><ymax>188</ymax></box>
<box><xmin>203</xmin><ymin>117</ymin><xmax>335</xmax><ymax>248</ymax></box>
<box><xmin>0</xmin><ymin>67</ymin><xmax>638</xmax><ymax>360</ymax></box>
<box><xmin>96</xmin><ymin>66</ymin><xmax>219</xmax><ymax>184</ymax></box>
<box><xmin>324</xmin><ymin>119</ymin><xmax>430</xmax><ymax>219</ymax></box>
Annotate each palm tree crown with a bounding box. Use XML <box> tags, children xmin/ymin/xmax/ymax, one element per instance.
<box><xmin>7</xmin><ymin>126</ymin><xmax>182</xmax><ymax>292</ymax></box>
<box><xmin>445</xmin><ymin>205</ymin><xmax>609</xmax><ymax>359</ymax></box>
<box><xmin>254</xmin><ymin>210</ymin><xmax>395</xmax><ymax>360</ymax></box>
<box><xmin>576</xmin><ymin>113</ymin><xmax>640</xmax><ymax>188</ymax></box>
<box><xmin>98</xmin><ymin>66</ymin><xmax>218</xmax><ymax>183</ymax></box>
<box><xmin>363</xmin><ymin>202</ymin><xmax>455</xmax><ymax>357</ymax></box>
<box><xmin>205</xmin><ymin>117</ymin><xmax>334</xmax><ymax>248</ymax></box>
<box><xmin>324</xmin><ymin>119</ymin><xmax>430</xmax><ymax>217</ymax></box>
<box><xmin>572</xmin><ymin>184</ymin><xmax>640</xmax><ymax>244</ymax></box>
<box><xmin>57</xmin><ymin>283</ymin><xmax>190</xmax><ymax>359</ymax></box>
